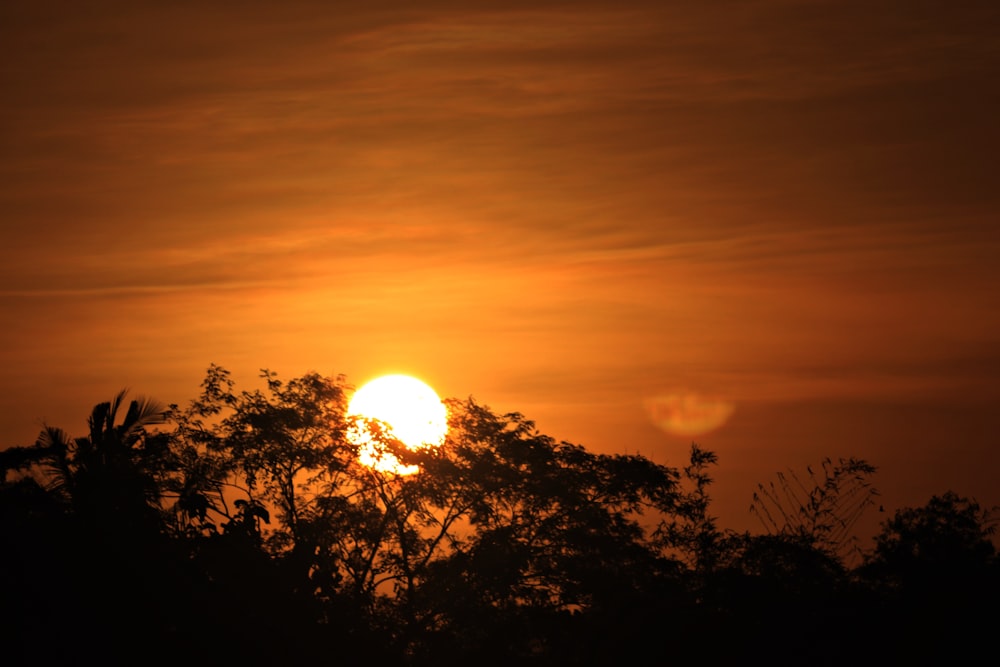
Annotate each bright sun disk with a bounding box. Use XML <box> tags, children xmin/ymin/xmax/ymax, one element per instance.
<box><xmin>346</xmin><ymin>374</ymin><xmax>448</xmax><ymax>475</ymax></box>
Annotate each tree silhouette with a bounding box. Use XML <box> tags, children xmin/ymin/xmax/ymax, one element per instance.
<box><xmin>403</xmin><ymin>398</ymin><xmax>693</xmax><ymax>663</ymax></box>
<box><xmin>4</xmin><ymin>366</ymin><xmax>997</xmax><ymax>665</ymax></box>
<box><xmin>866</xmin><ymin>491</ymin><xmax>996</xmax><ymax>578</ymax></box>
<box><xmin>0</xmin><ymin>390</ymin><xmax>185</xmax><ymax>662</ymax></box>
<box><xmin>163</xmin><ymin>369</ymin><xmax>714</xmax><ymax>662</ymax></box>
<box><xmin>750</xmin><ymin>457</ymin><xmax>879</xmax><ymax>564</ymax></box>
<box><xmin>2</xmin><ymin>390</ymin><xmax>170</xmax><ymax>529</ymax></box>
<box><xmin>858</xmin><ymin>492</ymin><xmax>999</xmax><ymax>663</ymax></box>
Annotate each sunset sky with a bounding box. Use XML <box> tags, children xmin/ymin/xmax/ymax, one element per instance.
<box><xmin>2</xmin><ymin>0</ymin><xmax>998</xmax><ymax>537</ymax></box>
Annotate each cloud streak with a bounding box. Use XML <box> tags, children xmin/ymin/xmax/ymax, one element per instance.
<box><xmin>1</xmin><ymin>0</ymin><xmax>998</xmax><ymax>525</ymax></box>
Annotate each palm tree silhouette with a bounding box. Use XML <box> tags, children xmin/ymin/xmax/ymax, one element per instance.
<box><xmin>1</xmin><ymin>390</ymin><xmax>176</xmax><ymax>662</ymax></box>
<box><xmin>1</xmin><ymin>389</ymin><xmax>169</xmax><ymax>531</ymax></box>
<box><xmin>71</xmin><ymin>389</ymin><xmax>168</xmax><ymax>527</ymax></box>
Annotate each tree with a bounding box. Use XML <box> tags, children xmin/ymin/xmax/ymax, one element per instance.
<box><xmin>858</xmin><ymin>492</ymin><xmax>999</xmax><ymax>663</ymax></box>
<box><xmin>18</xmin><ymin>365</ymin><xmax>979</xmax><ymax>665</ymax></box>
<box><xmin>750</xmin><ymin>457</ymin><xmax>879</xmax><ymax>563</ymax></box>
<box><xmin>0</xmin><ymin>390</ymin><xmax>186</xmax><ymax>662</ymax></box>
<box><xmin>165</xmin><ymin>365</ymin><xmax>351</xmax><ymax>548</ymax></box>
<box><xmin>654</xmin><ymin>443</ymin><xmax>726</xmax><ymax>571</ymax></box>
<box><xmin>394</xmin><ymin>398</ymin><xmax>696</xmax><ymax>664</ymax></box>
<box><xmin>863</xmin><ymin>491</ymin><xmax>996</xmax><ymax>588</ymax></box>
<box><xmin>166</xmin><ymin>371</ymin><xmax>705</xmax><ymax>663</ymax></box>
<box><xmin>0</xmin><ymin>389</ymin><xmax>170</xmax><ymax>532</ymax></box>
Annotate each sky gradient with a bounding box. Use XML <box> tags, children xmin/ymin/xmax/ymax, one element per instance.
<box><xmin>3</xmin><ymin>0</ymin><xmax>998</xmax><ymax>537</ymax></box>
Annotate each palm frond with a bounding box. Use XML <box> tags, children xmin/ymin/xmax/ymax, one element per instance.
<box><xmin>0</xmin><ymin>443</ymin><xmax>52</xmax><ymax>474</ymax></box>
<box><xmin>123</xmin><ymin>395</ymin><xmax>168</xmax><ymax>430</ymax></box>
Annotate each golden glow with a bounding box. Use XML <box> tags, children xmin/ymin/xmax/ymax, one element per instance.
<box><xmin>347</xmin><ymin>374</ymin><xmax>448</xmax><ymax>475</ymax></box>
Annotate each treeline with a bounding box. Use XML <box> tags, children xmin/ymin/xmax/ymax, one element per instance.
<box><xmin>2</xmin><ymin>366</ymin><xmax>997</xmax><ymax>665</ymax></box>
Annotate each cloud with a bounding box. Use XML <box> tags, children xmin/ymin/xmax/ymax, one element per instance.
<box><xmin>1</xmin><ymin>0</ymin><xmax>998</xmax><ymax>431</ymax></box>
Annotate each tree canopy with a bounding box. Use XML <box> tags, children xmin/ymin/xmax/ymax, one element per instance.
<box><xmin>2</xmin><ymin>366</ymin><xmax>996</xmax><ymax>665</ymax></box>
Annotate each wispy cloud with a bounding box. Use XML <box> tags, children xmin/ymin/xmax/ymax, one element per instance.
<box><xmin>1</xmin><ymin>0</ymin><xmax>998</xmax><ymax>460</ymax></box>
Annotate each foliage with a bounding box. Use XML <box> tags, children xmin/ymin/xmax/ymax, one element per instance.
<box><xmin>165</xmin><ymin>364</ymin><xmax>351</xmax><ymax>546</ymax></box>
<box><xmin>403</xmin><ymin>399</ymin><xmax>691</xmax><ymax>658</ymax></box>
<box><xmin>856</xmin><ymin>492</ymin><xmax>999</xmax><ymax>663</ymax></box>
<box><xmin>3</xmin><ymin>365</ymin><xmax>997</xmax><ymax>665</ymax></box>
<box><xmin>1</xmin><ymin>389</ymin><xmax>170</xmax><ymax>532</ymax></box>
<box><xmin>750</xmin><ymin>456</ymin><xmax>879</xmax><ymax>562</ymax></box>
<box><xmin>863</xmin><ymin>491</ymin><xmax>997</xmax><ymax>585</ymax></box>
<box><xmin>653</xmin><ymin>444</ymin><xmax>724</xmax><ymax>570</ymax></box>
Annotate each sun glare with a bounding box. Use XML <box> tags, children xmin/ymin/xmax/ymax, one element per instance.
<box><xmin>347</xmin><ymin>374</ymin><xmax>448</xmax><ymax>475</ymax></box>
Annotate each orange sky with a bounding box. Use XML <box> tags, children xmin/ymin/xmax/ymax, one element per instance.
<box><xmin>2</xmin><ymin>0</ymin><xmax>998</xmax><ymax>538</ymax></box>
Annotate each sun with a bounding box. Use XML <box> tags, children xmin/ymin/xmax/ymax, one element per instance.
<box><xmin>347</xmin><ymin>374</ymin><xmax>448</xmax><ymax>475</ymax></box>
